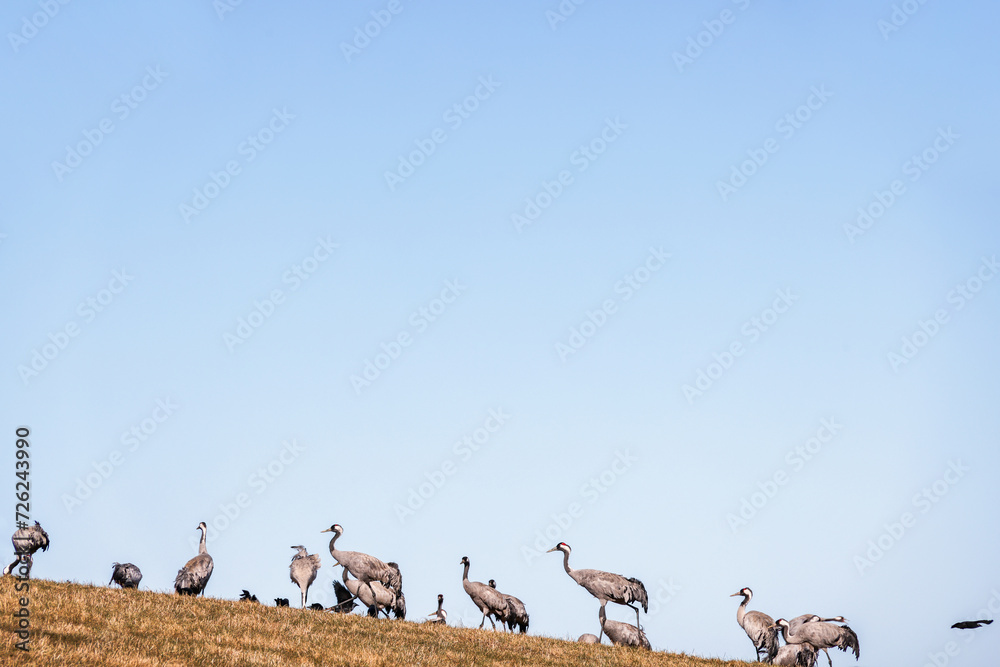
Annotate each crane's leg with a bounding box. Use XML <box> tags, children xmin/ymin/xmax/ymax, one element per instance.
<box><xmin>367</xmin><ymin>583</ymin><xmax>381</xmax><ymax>617</ymax></box>
<box><xmin>627</xmin><ymin>602</ymin><xmax>642</xmax><ymax>629</ymax></box>
<box><xmin>597</xmin><ymin>602</ymin><xmax>607</xmax><ymax>643</ymax></box>
<box><xmin>823</xmin><ymin>647</ymin><xmax>832</xmax><ymax>667</ymax></box>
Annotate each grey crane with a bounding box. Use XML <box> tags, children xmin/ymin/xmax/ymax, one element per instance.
<box><xmin>321</xmin><ymin>523</ymin><xmax>400</xmax><ymax>615</ymax></box>
<box><xmin>546</xmin><ymin>542</ymin><xmax>648</xmax><ymax>642</ymax></box>
<box><xmin>460</xmin><ymin>556</ymin><xmax>507</xmax><ymax>630</ymax></box>
<box><xmin>577</xmin><ymin>633</ymin><xmax>600</xmax><ymax>644</ymax></box>
<box><xmin>730</xmin><ymin>587</ymin><xmax>779</xmax><ymax>663</ymax></box>
<box><xmin>109</xmin><ymin>562</ymin><xmax>142</xmax><ymax>589</ymax></box>
<box><xmin>773</xmin><ymin>643</ymin><xmax>818</xmax><ymax>667</ymax></box>
<box><xmin>342</xmin><ymin>568</ymin><xmax>396</xmax><ymax>617</ymax></box>
<box><xmin>789</xmin><ymin>614</ymin><xmax>849</xmax><ymax>665</ymax></box>
<box><xmin>174</xmin><ymin>522</ymin><xmax>213</xmax><ymax>596</ymax></box>
<box><xmin>289</xmin><ymin>545</ymin><xmax>322</xmax><ymax>608</ymax></box>
<box><xmin>274</xmin><ymin>597</ymin><xmax>290</xmax><ymax>607</ymax></box>
<box><xmin>488</xmin><ymin>579</ymin><xmax>529</xmax><ymax>633</ymax></box>
<box><xmin>427</xmin><ymin>593</ymin><xmax>447</xmax><ymax>624</ymax></box>
<box><xmin>598</xmin><ymin>606</ymin><xmax>651</xmax><ymax>650</ymax></box>
<box><xmin>774</xmin><ymin>618</ymin><xmax>860</xmax><ymax>667</ymax></box>
<box><xmin>3</xmin><ymin>521</ymin><xmax>49</xmax><ymax>577</ymax></box>
<box><xmin>953</xmin><ymin>619</ymin><xmax>992</xmax><ymax>629</ymax></box>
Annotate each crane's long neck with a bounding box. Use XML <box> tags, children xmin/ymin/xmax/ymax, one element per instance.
<box><xmin>328</xmin><ymin>533</ymin><xmax>340</xmax><ymax>559</ymax></box>
<box><xmin>462</xmin><ymin>562</ymin><xmax>470</xmax><ymax>582</ymax></box>
<box><xmin>560</xmin><ymin>549</ymin><xmax>574</xmax><ymax>576</ymax></box>
<box><xmin>342</xmin><ymin>567</ymin><xmax>351</xmax><ymax>584</ymax></box>
<box><xmin>736</xmin><ymin>594</ymin><xmax>748</xmax><ymax>626</ymax></box>
<box><xmin>198</xmin><ymin>527</ymin><xmax>208</xmax><ymax>555</ymax></box>
<box><xmin>437</xmin><ymin>598</ymin><xmax>443</xmax><ymax>613</ymax></box>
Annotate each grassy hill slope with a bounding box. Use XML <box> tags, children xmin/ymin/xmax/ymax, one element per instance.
<box><xmin>0</xmin><ymin>578</ymin><xmax>754</xmax><ymax>666</ymax></box>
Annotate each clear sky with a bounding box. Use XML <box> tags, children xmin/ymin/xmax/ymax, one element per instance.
<box><xmin>3</xmin><ymin>1</ymin><xmax>999</xmax><ymax>664</ymax></box>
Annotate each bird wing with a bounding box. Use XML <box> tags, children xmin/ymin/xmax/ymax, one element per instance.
<box><xmin>466</xmin><ymin>581</ymin><xmax>507</xmax><ymax>613</ymax></box>
<box><xmin>574</xmin><ymin>569</ymin><xmax>648</xmax><ymax>610</ymax></box>
<box><xmin>796</xmin><ymin>622</ymin><xmax>860</xmax><ymax>657</ymax></box>
<box><xmin>12</xmin><ymin>525</ymin><xmax>47</xmax><ymax>555</ymax></box>
<box><xmin>743</xmin><ymin>611</ymin><xmax>779</xmax><ymax>658</ymax></box>
<box><xmin>339</xmin><ymin>551</ymin><xmax>391</xmax><ymax>581</ymax></box>
<box><xmin>121</xmin><ymin>563</ymin><xmax>141</xmax><ymax>586</ymax></box>
<box><xmin>175</xmin><ymin>554</ymin><xmax>213</xmax><ymax>590</ymax></box>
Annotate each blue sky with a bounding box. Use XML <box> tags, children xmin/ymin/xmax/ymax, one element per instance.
<box><xmin>3</xmin><ymin>1</ymin><xmax>999</xmax><ymax>663</ymax></box>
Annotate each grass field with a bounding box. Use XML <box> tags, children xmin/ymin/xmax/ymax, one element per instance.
<box><xmin>0</xmin><ymin>578</ymin><xmax>756</xmax><ymax>666</ymax></box>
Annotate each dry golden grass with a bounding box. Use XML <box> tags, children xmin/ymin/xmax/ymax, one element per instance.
<box><xmin>0</xmin><ymin>578</ymin><xmax>754</xmax><ymax>666</ymax></box>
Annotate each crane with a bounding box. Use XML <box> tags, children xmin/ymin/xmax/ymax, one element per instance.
<box><xmin>321</xmin><ymin>523</ymin><xmax>399</xmax><ymax>615</ymax></box>
<box><xmin>599</xmin><ymin>606</ymin><xmax>651</xmax><ymax>649</ymax></box>
<box><xmin>289</xmin><ymin>545</ymin><xmax>321</xmax><ymax>608</ymax></box>
<box><xmin>174</xmin><ymin>522</ymin><xmax>213</xmax><ymax>596</ymax></box>
<box><xmin>774</xmin><ymin>617</ymin><xmax>860</xmax><ymax>667</ymax></box>
<box><xmin>3</xmin><ymin>521</ymin><xmax>49</xmax><ymax>577</ymax></box>
<box><xmin>547</xmin><ymin>542</ymin><xmax>648</xmax><ymax>642</ymax></box>
<box><xmin>730</xmin><ymin>587</ymin><xmax>779</xmax><ymax>662</ymax></box>
<box><xmin>460</xmin><ymin>556</ymin><xmax>507</xmax><ymax>630</ymax></box>
<box><xmin>109</xmin><ymin>562</ymin><xmax>142</xmax><ymax>589</ymax></box>
<box><xmin>488</xmin><ymin>579</ymin><xmax>529</xmax><ymax>633</ymax></box>
<box><xmin>427</xmin><ymin>594</ymin><xmax>447</xmax><ymax>624</ymax></box>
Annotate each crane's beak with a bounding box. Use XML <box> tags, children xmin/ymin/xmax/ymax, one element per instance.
<box><xmin>321</xmin><ymin>528</ymin><xmax>331</xmax><ymax>533</ymax></box>
<box><xmin>729</xmin><ymin>592</ymin><xmax>742</xmax><ymax>597</ymax></box>
<box><xmin>545</xmin><ymin>546</ymin><xmax>558</xmax><ymax>553</ymax></box>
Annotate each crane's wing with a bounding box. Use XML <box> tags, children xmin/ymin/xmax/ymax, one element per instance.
<box><xmin>575</xmin><ymin>569</ymin><xmax>649</xmax><ymax>611</ymax></box>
